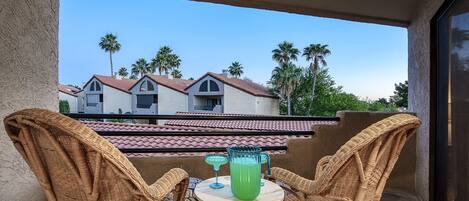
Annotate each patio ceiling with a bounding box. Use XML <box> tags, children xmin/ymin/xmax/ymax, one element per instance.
<box><xmin>193</xmin><ymin>0</ymin><xmax>421</xmax><ymax>27</ymax></box>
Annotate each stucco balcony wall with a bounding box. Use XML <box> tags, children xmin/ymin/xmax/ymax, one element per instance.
<box><xmin>129</xmin><ymin>111</ymin><xmax>417</xmax><ymax>195</ymax></box>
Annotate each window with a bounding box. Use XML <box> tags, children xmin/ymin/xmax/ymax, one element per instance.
<box><xmin>95</xmin><ymin>82</ymin><xmax>101</xmax><ymax>91</ymax></box>
<box><xmin>207</xmin><ymin>98</ymin><xmax>221</xmax><ymax>107</ymax></box>
<box><xmin>209</xmin><ymin>80</ymin><xmax>219</xmax><ymax>91</ymax></box>
<box><xmin>140</xmin><ymin>81</ymin><xmax>146</xmax><ymax>91</ymax></box>
<box><xmin>89</xmin><ymin>81</ymin><xmax>101</xmax><ymax>91</ymax></box>
<box><xmin>137</xmin><ymin>94</ymin><xmax>154</xmax><ymax>108</ymax></box>
<box><xmin>153</xmin><ymin>94</ymin><xmax>158</xmax><ymax>104</ymax></box>
<box><xmin>147</xmin><ymin>81</ymin><xmax>154</xmax><ymax>91</ymax></box>
<box><xmin>140</xmin><ymin>80</ymin><xmax>155</xmax><ymax>92</ymax></box>
<box><xmin>199</xmin><ymin>80</ymin><xmax>208</xmax><ymax>92</ymax></box>
<box><xmin>86</xmin><ymin>94</ymin><xmax>99</xmax><ymax>107</ymax></box>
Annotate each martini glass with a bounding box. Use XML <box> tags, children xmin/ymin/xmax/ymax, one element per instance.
<box><xmin>204</xmin><ymin>154</ymin><xmax>228</xmax><ymax>189</ymax></box>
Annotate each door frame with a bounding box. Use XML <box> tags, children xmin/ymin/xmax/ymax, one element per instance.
<box><xmin>430</xmin><ymin>0</ymin><xmax>459</xmax><ymax>200</ymax></box>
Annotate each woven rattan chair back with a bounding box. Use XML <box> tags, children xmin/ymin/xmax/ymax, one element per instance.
<box><xmin>314</xmin><ymin>114</ymin><xmax>420</xmax><ymax>201</ymax></box>
<box><xmin>4</xmin><ymin>109</ymin><xmax>159</xmax><ymax>201</ymax></box>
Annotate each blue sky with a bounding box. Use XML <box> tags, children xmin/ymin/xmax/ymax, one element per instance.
<box><xmin>59</xmin><ymin>0</ymin><xmax>407</xmax><ymax>100</ymax></box>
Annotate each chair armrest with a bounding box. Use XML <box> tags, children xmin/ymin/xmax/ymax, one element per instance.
<box><xmin>315</xmin><ymin>155</ymin><xmax>331</xmax><ymax>180</ymax></box>
<box><xmin>149</xmin><ymin>168</ymin><xmax>189</xmax><ymax>200</ymax></box>
<box><xmin>269</xmin><ymin>167</ymin><xmax>316</xmax><ymax>195</ymax></box>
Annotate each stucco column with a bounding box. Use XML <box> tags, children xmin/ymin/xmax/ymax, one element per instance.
<box><xmin>0</xmin><ymin>0</ymin><xmax>59</xmax><ymax>200</ymax></box>
<box><xmin>408</xmin><ymin>0</ymin><xmax>443</xmax><ymax>200</ymax></box>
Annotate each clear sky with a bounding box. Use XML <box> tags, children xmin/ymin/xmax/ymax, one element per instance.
<box><xmin>59</xmin><ymin>0</ymin><xmax>408</xmax><ymax>100</ymax></box>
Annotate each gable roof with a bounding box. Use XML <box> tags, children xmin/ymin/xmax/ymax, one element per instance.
<box><xmin>185</xmin><ymin>72</ymin><xmax>278</xmax><ymax>98</ymax></box>
<box><xmin>83</xmin><ymin>75</ymin><xmax>137</xmax><ymax>94</ymax></box>
<box><xmin>58</xmin><ymin>84</ymin><xmax>80</xmax><ymax>97</ymax></box>
<box><xmin>130</xmin><ymin>75</ymin><xmax>194</xmax><ymax>94</ymax></box>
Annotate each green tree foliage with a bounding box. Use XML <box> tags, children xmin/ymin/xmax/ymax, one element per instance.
<box><xmin>171</xmin><ymin>69</ymin><xmax>183</xmax><ymax>79</ymax></box>
<box><xmin>131</xmin><ymin>58</ymin><xmax>150</xmax><ymax>78</ymax></box>
<box><xmin>270</xmin><ymin>62</ymin><xmax>302</xmax><ymax>115</ymax></box>
<box><xmin>390</xmin><ymin>81</ymin><xmax>408</xmax><ymax>108</ymax></box>
<box><xmin>276</xmin><ymin>68</ymin><xmax>397</xmax><ymax>116</ymax></box>
<box><xmin>272</xmin><ymin>41</ymin><xmax>300</xmax><ymax>65</ymax></box>
<box><xmin>151</xmin><ymin>46</ymin><xmax>181</xmax><ymax>75</ymax></box>
<box><xmin>129</xmin><ymin>74</ymin><xmax>138</xmax><ymax>80</ymax></box>
<box><xmin>59</xmin><ymin>100</ymin><xmax>70</xmax><ymax>114</ymax></box>
<box><xmin>99</xmin><ymin>33</ymin><xmax>121</xmax><ymax>77</ymax></box>
<box><xmin>303</xmin><ymin>44</ymin><xmax>331</xmax><ymax>103</ymax></box>
<box><xmin>117</xmin><ymin>67</ymin><xmax>128</xmax><ymax>78</ymax></box>
<box><xmin>228</xmin><ymin>61</ymin><xmax>244</xmax><ymax>78</ymax></box>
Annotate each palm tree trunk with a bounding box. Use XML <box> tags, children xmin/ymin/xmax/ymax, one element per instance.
<box><xmin>109</xmin><ymin>52</ymin><xmax>114</xmax><ymax>77</ymax></box>
<box><xmin>287</xmin><ymin>95</ymin><xmax>291</xmax><ymax>115</ymax></box>
<box><xmin>309</xmin><ymin>62</ymin><xmax>318</xmax><ymax>115</ymax></box>
<box><xmin>311</xmin><ymin>70</ymin><xmax>317</xmax><ymax>102</ymax></box>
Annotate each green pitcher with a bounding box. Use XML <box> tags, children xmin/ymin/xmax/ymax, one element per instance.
<box><xmin>227</xmin><ymin>146</ymin><xmax>270</xmax><ymax>200</ymax></box>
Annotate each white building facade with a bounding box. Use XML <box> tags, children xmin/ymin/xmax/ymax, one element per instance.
<box><xmin>186</xmin><ymin>72</ymin><xmax>279</xmax><ymax>115</ymax></box>
<box><xmin>129</xmin><ymin>75</ymin><xmax>191</xmax><ymax>115</ymax></box>
<box><xmin>78</xmin><ymin>75</ymin><xmax>135</xmax><ymax>114</ymax></box>
<box><xmin>75</xmin><ymin>73</ymin><xmax>279</xmax><ymax>115</ymax></box>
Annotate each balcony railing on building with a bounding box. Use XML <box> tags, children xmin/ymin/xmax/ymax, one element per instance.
<box><xmin>193</xmin><ymin>104</ymin><xmax>223</xmax><ymax>113</ymax></box>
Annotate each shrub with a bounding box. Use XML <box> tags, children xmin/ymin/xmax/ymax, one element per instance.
<box><xmin>59</xmin><ymin>100</ymin><xmax>70</xmax><ymax>114</ymax></box>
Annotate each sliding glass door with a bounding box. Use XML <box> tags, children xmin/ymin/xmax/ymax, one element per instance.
<box><xmin>434</xmin><ymin>0</ymin><xmax>469</xmax><ymax>200</ymax></box>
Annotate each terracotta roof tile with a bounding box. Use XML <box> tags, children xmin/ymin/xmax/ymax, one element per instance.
<box><xmin>146</xmin><ymin>75</ymin><xmax>194</xmax><ymax>94</ymax></box>
<box><xmin>165</xmin><ymin>112</ymin><xmax>337</xmax><ymax>131</ymax></box>
<box><xmin>186</xmin><ymin>72</ymin><xmax>277</xmax><ymax>98</ymax></box>
<box><xmin>58</xmin><ymin>84</ymin><xmax>80</xmax><ymax>96</ymax></box>
<box><xmin>82</xmin><ymin>121</ymin><xmax>308</xmax><ymax>156</ymax></box>
<box><xmin>94</xmin><ymin>75</ymin><xmax>137</xmax><ymax>93</ymax></box>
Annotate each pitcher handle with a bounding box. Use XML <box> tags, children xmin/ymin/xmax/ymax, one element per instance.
<box><xmin>260</xmin><ymin>152</ymin><xmax>271</xmax><ymax>176</ymax></box>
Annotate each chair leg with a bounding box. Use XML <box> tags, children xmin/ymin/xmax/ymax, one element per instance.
<box><xmin>173</xmin><ymin>178</ymin><xmax>189</xmax><ymax>201</ymax></box>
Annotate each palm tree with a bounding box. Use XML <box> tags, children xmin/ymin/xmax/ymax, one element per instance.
<box><xmin>131</xmin><ymin>58</ymin><xmax>150</xmax><ymax>78</ymax></box>
<box><xmin>99</xmin><ymin>33</ymin><xmax>121</xmax><ymax>77</ymax></box>
<box><xmin>151</xmin><ymin>46</ymin><xmax>181</xmax><ymax>75</ymax></box>
<box><xmin>303</xmin><ymin>44</ymin><xmax>331</xmax><ymax>102</ymax></box>
<box><xmin>270</xmin><ymin>62</ymin><xmax>302</xmax><ymax>115</ymax></box>
<box><xmin>272</xmin><ymin>41</ymin><xmax>300</xmax><ymax>65</ymax></box>
<box><xmin>228</xmin><ymin>61</ymin><xmax>244</xmax><ymax>78</ymax></box>
<box><xmin>117</xmin><ymin>67</ymin><xmax>128</xmax><ymax>78</ymax></box>
<box><xmin>129</xmin><ymin>74</ymin><xmax>138</xmax><ymax>80</ymax></box>
<box><xmin>171</xmin><ymin>69</ymin><xmax>183</xmax><ymax>79</ymax></box>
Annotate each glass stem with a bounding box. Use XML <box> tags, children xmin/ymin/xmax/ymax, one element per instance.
<box><xmin>215</xmin><ymin>170</ymin><xmax>219</xmax><ymax>184</ymax></box>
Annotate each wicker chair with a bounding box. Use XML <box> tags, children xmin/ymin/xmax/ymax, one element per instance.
<box><xmin>3</xmin><ymin>108</ymin><xmax>189</xmax><ymax>201</ymax></box>
<box><xmin>269</xmin><ymin>114</ymin><xmax>421</xmax><ymax>201</ymax></box>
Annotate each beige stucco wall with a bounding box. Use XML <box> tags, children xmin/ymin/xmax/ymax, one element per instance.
<box><xmin>408</xmin><ymin>0</ymin><xmax>443</xmax><ymax>200</ymax></box>
<box><xmin>223</xmin><ymin>85</ymin><xmax>257</xmax><ymax>114</ymax></box>
<box><xmin>103</xmin><ymin>85</ymin><xmax>132</xmax><ymax>114</ymax></box>
<box><xmin>255</xmin><ymin>96</ymin><xmax>280</xmax><ymax>115</ymax></box>
<box><xmin>0</xmin><ymin>0</ymin><xmax>58</xmax><ymax>200</ymax></box>
<box><xmin>158</xmin><ymin>85</ymin><xmax>188</xmax><ymax>114</ymax></box>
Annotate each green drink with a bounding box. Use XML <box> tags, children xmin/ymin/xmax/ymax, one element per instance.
<box><xmin>230</xmin><ymin>157</ymin><xmax>261</xmax><ymax>200</ymax></box>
